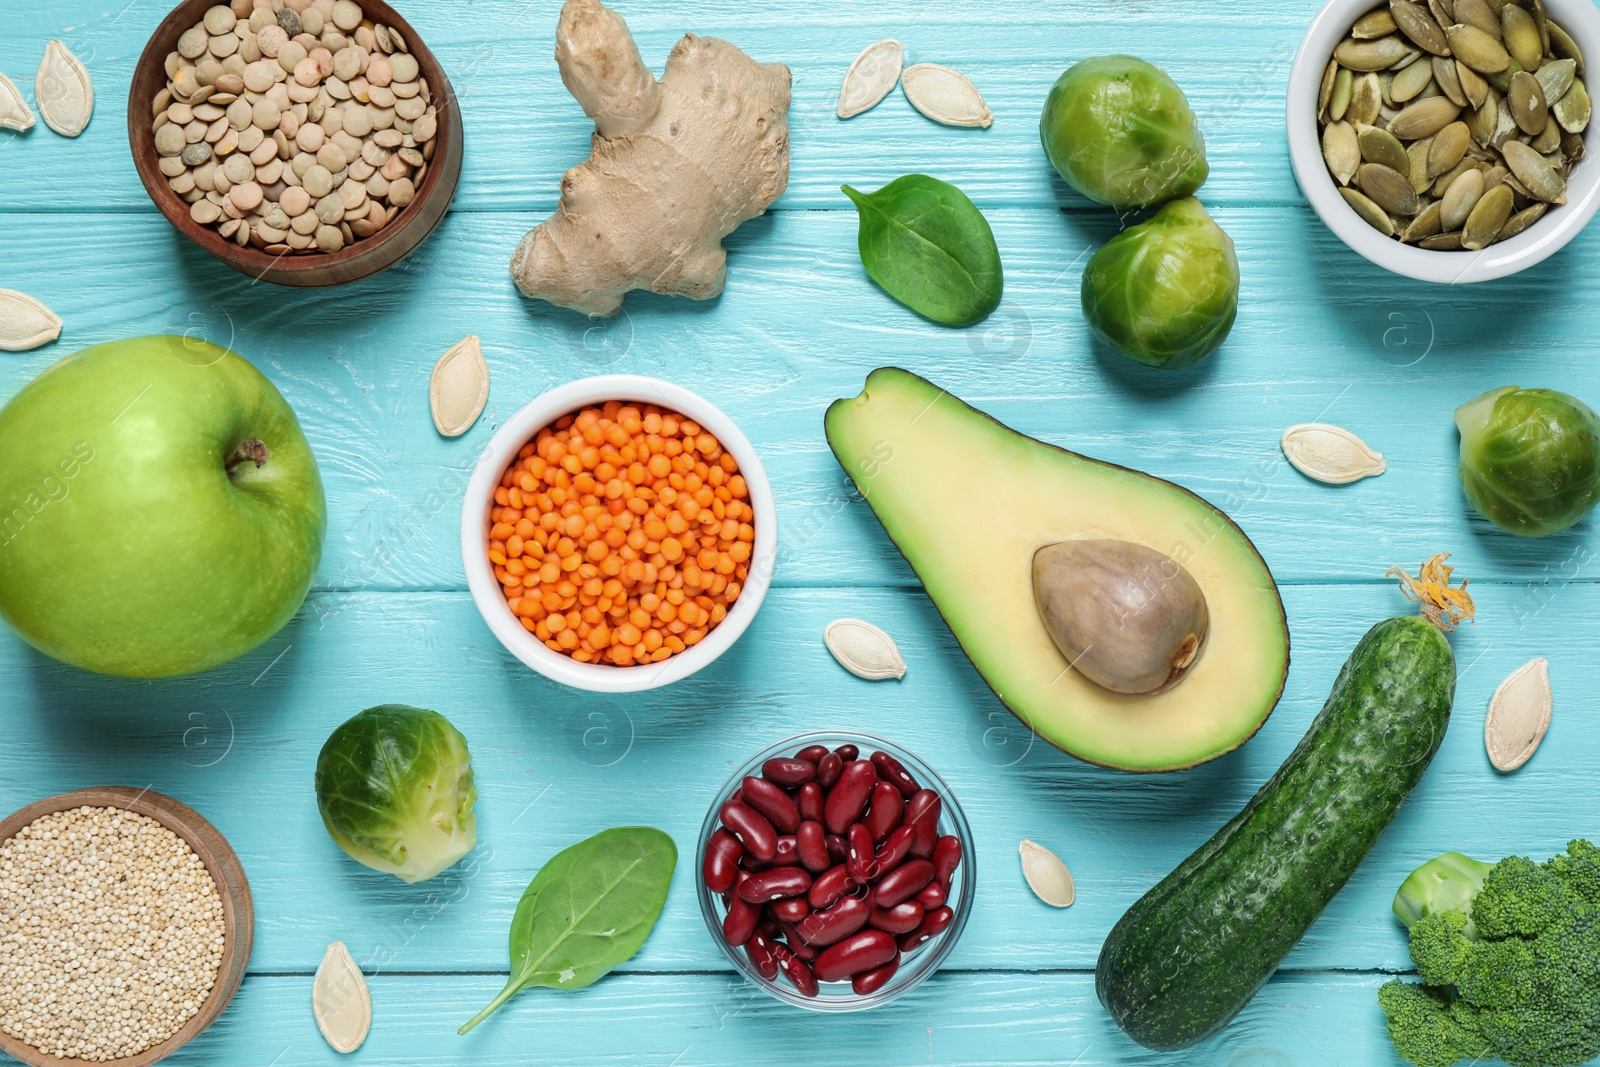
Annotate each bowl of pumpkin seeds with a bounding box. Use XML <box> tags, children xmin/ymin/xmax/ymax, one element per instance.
<box><xmin>1289</xmin><ymin>0</ymin><xmax>1600</xmax><ymax>282</ymax></box>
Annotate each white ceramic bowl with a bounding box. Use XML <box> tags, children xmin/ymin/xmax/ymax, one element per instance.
<box><xmin>461</xmin><ymin>375</ymin><xmax>777</xmax><ymax>692</ymax></box>
<box><xmin>1287</xmin><ymin>0</ymin><xmax>1600</xmax><ymax>282</ymax></box>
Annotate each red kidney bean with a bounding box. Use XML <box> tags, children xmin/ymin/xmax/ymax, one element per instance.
<box><xmin>761</xmin><ymin>757</ymin><xmax>816</xmax><ymax>789</ymax></box>
<box><xmin>723</xmin><ymin>885</ymin><xmax>760</xmax><ymax>947</ymax></box>
<box><xmin>739</xmin><ymin>866</ymin><xmax>812</xmax><ymax>903</ymax></box>
<box><xmin>834</xmin><ymin>743</ymin><xmax>859</xmax><ymax>762</ymax></box>
<box><xmin>795</xmin><ymin>744</ymin><xmax>830</xmax><ymax>763</ymax></box>
<box><xmin>758</xmin><ymin>914</ymin><xmax>783</xmax><ymax>939</ymax></box>
<box><xmin>796</xmin><ymin>782</ymin><xmax>824</xmax><ymax>824</ymax></box>
<box><xmin>816</xmin><ymin>751</ymin><xmax>843</xmax><ymax>788</ymax></box>
<box><xmin>846</xmin><ymin>822</ymin><xmax>878</xmax><ymax>884</ymax></box>
<box><xmin>812</xmin><ymin>929</ymin><xmax>897</xmax><ymax>983</ymax></box>
<box><xmin>703</xmin><ymin>829</ymin><xmax>744</xmax><ymax>894</ymax></box>
<box><xmin>745</xmin><ymin>929</ymin><xmax>779</xmax><ymax>980</ymax></box>
<box><xmin>808</xmin><ymin>864</ymin><xmax>856</xmax><ymax>910</ymax></box>
<box><xmin>897</xmin><ymin>905</ymin><xmax>954</xmax><ymax>954</ymax></box>
<box><xmin>868</xmin><ymin>898</ymin><xmax>924</xmax><ymax>935</ymax></box>
<box><xmin>771</xmin><ymin>895</ymin><xmax>810</xmax><ymax>923</ymax></box>
<box><xmin>796</xmin><ymin>821</ymin><xmax>829</xmax><ymax>872</ymax></box>
<box><xmin>777</xmin><ymin>921</ymin><xmax>818</xmax><ymax>960</ymax></box>
<box><xmin>824</xmin><ymin>833</ymin><xmax>848</xmax><ymax>866</ymax></box>
<box><xmin>870</xmin><ymin>750</ymin><xmax>921</xmax><ymax>797</ymax></box>
<box><xmin>905</xmin><ymin>790</ymin><xmax>942</xmax><ymax>859</ymax></box>
<box><xmin>795</xmin><ymin>894</ymin><xmax>870</xmax><ymax>947</ymax></box>
<box><xmin>773</xmin><ymin>942</ymin><xmax>819</xmax><ymax>996</ymax></box>
<box><xmin>720</xmin><ymin>798</ymin><xmax>777</xmax><ymax>862</ymax></box>
<box><xmin>915</xmin><ymin>881</ymin><xmax>947</xmax><ymax>910</ymax></box>
<box><xmin>874</xmin><ymin>859</ymin><xmax>935</xmax><ymax>908</ymax></box>
<box><xmin>824</xmin><ymin>761</ymin><xmax>877</xmax><ymax>834</ymax></box>
<box><xmin>873</xmin><ymin>824</ymin><xmax>916</xmax><ymax>877</ymax></box>
<box><xmin>932</xmin><ymin>835</ymin><xmax>962</xmax><ymax>887</ymax></box>
<box><xmin>772</xmin><ymin>835</ymin><xmax>799</xmax><ymax>866</ymax></box>
<box><xmin>863</xmin><ymin>781</ymin><xmax>904</xmax><ymax>845</ymax></box>
<box><xmin>741</xmin><ymin>776</ymin><xmax>800</xmax><ymax>833</ymax></box>
<box><xmin>851</xmin><ymin>955</ymin><xmax>900</xmax><ymax>995</ymax></box>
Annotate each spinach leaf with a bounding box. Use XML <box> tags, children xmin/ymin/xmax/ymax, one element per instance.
<box><xmin>458</xmin><ymin>826</ymin><xmax>677</xmax><ymax>1034</ymax></box>
<box><xmin>842</xmin><ymin>175</ymin><xmax>1003</xmax><ymax>326</ymax></box>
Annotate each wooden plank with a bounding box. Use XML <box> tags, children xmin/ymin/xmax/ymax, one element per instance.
<box><xmin>2</xmin><ymin>208</ymin><xmax>1595</xmax><ymax>590</ymax></box>
<box><xmin>0</xmin><ymin>583</ymin><xmax>1586</xmax><ymax>975</ymax></box>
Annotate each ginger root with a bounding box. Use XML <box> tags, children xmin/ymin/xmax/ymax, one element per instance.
<box><xmin>510</xmin><ymin>0</ymin><xmax>791</xmax><ymax>317</ymax></box>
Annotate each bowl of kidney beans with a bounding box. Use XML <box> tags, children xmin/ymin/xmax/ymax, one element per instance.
<box><xmin>697</xmin><ymin>732</ymin><xmax>974</xmax><ymax>1010</ymax></box>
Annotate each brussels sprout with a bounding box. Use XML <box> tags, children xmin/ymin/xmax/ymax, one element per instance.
<box><xmin>1040</xmin><ymin>55</ymin><xmax>1209</xmax><ymax>211</ymax></box>
<box><xmin>315</xmin><ymin>704</ymin><xmax>478</xmax><ymax>884</ymax></box>
<box><xmin>1456</xmin><ymin>386</ymin><xmax>1600</xmax><ymax>537</ymax></box>
<box><xmin>1081</xmin><ymin>198</ymin><xmax>1239</xmax><ymax>370</ymax></box>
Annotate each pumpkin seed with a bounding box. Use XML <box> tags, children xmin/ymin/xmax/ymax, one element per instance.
<box><xmin>1502</xmin><ymin>5</ymin><xmax>1544</xmax><ymax>72</ymax></box>
<box><xmin>1535</xmin><ymin>57</ymin><xmax>1576</xmax><ymax>104</ymax></box>
<box><xmin>838</xmin><ymin>39</ymin><xmax>903</xmax><ymax>119</ymax></box>
<box><xmin>1531</xmin><ymin>113</ymin><xmax>1562</xmax><ymax>151</ymax></box>
<box><xmin>1354</xmin><ymin>8</ymin><xmax>1399</xmax><ymax>38</ymax></box>
<box><xmin>1449</xmin><ymin>23</ymin><xmax>1512</xmax><ymax>74</ymax></box>
<box><xmin>1531</xmin><ymin>0</ymin><xmax>1551</xmax><ymax>54</ymax></box>
<box><xmin>1360</xmin><ymin>161</ymin><xmax>1424</xmax><ymax>214</ymax></box>
<box><xmin>1281</xmin><ymin>423</ymin><xmax>1387</xmax><ymax>484</ymax></box>
<box><xmin>1318</xmin><ymin>59</ymin><xmax>1338</xmax><ymax>121</ymax></box>
<box><xmin>1430</xmin><ymin>0</ymin><xmax>1456</xmax><ymax>25</ymax></box>
<box><xmin>1562</xmin><ymin>128</ymin><xmax>1585</xmax><ymax>162</ymax></box>
<box><xmin>1337</xmin><ymin>35</ymin><xmax>1415</xmax><ymax>71</ymax></box>
<box><xmin>1341</xmin><ymin>186</ymin><xmax>1399</xmax><ymax>235</ymax></box>
<box><xmin>1331</xmin><ymin>66</ymin><xmax>1355</xmax><ymax>120</ymax></box>
<box><xmin>1345</xmin><ymin>72</ymin><xmax>1379</xmax><ymax>126</ymax></box>
<box><xmin>1454</xmin><ymin>0</ymin><xmax>1503</xmax><ymax>37</ymax></box>
<box><xmin>429</xmin><ymin>335</ymin><xmax>488</xmax><ymax>438</ymax></box>
<box><xmin>1491</xmin><ymin>94</ymin><xmax>1521</xmax><ymax>146</ymax></box>
<box><xmin>1457</xmin><ymin>59</ymin><xmax>1491</xmax><ymax>106</ymax></box>
<box><xmin>0</xmin><ymin>290</ymin><xmax>62</xmax><ymax>352</ymax></box>
<box><xmin>1388</xmin><ymin>95</ymin><xmax>1463</xmax><ymax>137</ymax></box>
<box><xmin>1402</xmin><ymin>199</ymin><xmax>1446</xmax><ymax>241</ymax></box>
<box><xmin>1508</xmin><ymin>70</ymin><xmax>1549</xmax><ymax>133</ymax></box>
<box><xmin>1408</xmin><ymin>136</ymin><xmax>1436</xmax><ymax>190</ymax></box>
<box><xmin>312</xmin><ymin>941</ymin><xmax>371</xmax><ymax>1054</ymax></box>
<box><xmin>1433</xmin><ymin>56</ymin><xmax>1469</xmax><ymax>104</ymax></box>
<box><xmin>1324</xmin><ymin>121</ymin><xmax>1361</xmax><ymax>184</ymax></box>
<box><xmin>1547</xmin><ymin>19</ymin><xmax>1583</xmax><ymax>75</ymax></box>
<box><xmin>36</xmin><ymin>40</ymin><xmax>93</xmax><ymax>137</ymax></box>
<box><xmin>1420</xmin><ymin>230</ymin><xmax>1465</xmax><ymax>249</ymax></box>
<box><xmin>824</xmin><ymin>618</ymin><xmax>907</xmax><ymax>681</ymax></box>
<box><xmin>1462</xmin><ymin>178</ymin><xmax>1517</xmax><ymax>247</ymax></box>
<box><xmin>900</xmin><ymin>63</ymin><xmax>992</xmax><ymax>128</ymax></box>
<box><xmin>1497</xmin><ymin>200</ymin><xmax>1547</xmax><ymax>238</ymax></box>
<box><xmin>1501</xmin><ymin>138</ymin><xmax>1567</xmax><ymax>201</ymax></box>
<box><xmin>1432</xmin><ymin>156</ymin><xmax>1478</xmax><ymax>196</ymax></box>
<box><xmin>1440</xmin><ymin>166</ymin><xmax>1486</xmax><ymax>228</ymax></box>
<box><xmin>1483</xmin><ymin>657</ymin><xmax>1550</xmax><ymax>772</ymax></box>
<box><xmin>1392</xmin><ymin>56</ymin><xmax>1437</xmax><ymax>102</ymax></box>
<box><xmin>1391</xmin><ymin>1</ymin><xmax>1451</xmax><ymax>55</ymax></box>
<box><xmin>0</xmin><ymin>72</ymin><xmax>34</xmax><ymax>132</ymax></box>
<box><xmin>1359</xmin><ymin>124</ymin><xmax>1412</xmax><ymax>172</ymax></box>
<box><xmin>1426</xmin><ymin>119</ymin><xmax>1472</xmax><ymax>175</ymax></box>
<box><xmin>1486</xmin><ymin>53</ymin><xmax>1524</xmax><ymax>93</ymax></box>
<box><xmin>1019</xmin><ymin>840</ymin><xmax>1075</xmax><ymax>908</ymax></box>
<box><xmin>1554</xmin><ymin>75</ymin><xmax>1590</xmax><ymax>132</ymax></box>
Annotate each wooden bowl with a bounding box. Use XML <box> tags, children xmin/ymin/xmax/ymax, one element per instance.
<box><xmin>0</xmin><ymin>787</ymin><xmax>254</xmax><ymax>1067</ymax></box>
<box><xmin>127</xmin><ymin>0</ymin><xmax>463</xmax><ymax>287</ymax></box>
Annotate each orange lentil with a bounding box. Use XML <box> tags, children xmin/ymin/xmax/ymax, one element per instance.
<box><xmin>490</xmin><ymin>404</ymin><xmax>754</xmax><ymax>666</ymax></box>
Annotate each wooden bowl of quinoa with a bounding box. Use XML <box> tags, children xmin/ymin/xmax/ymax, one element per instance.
<box><xmin>0</xmin><ymin>787</ymin><xmax>253</xmax><ymax>1067</ymax></box>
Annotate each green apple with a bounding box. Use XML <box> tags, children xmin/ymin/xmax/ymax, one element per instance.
<box><xmin>0</xmin><ymin>336</ymin><xmax>326</xmax><ymax>677</ymax></box>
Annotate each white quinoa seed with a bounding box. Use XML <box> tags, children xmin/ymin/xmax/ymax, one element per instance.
<box><xmin>0</xmin><ymin>806</ymin><xmax>226</xmax><ymax>1061</ymax></box>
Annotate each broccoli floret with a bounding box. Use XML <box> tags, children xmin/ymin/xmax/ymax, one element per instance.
<box><xmin>1380</xmin><ymin>842</ymin><xmax>1600</xmax><ymax>1067</ymax></box>
<box><xmin>1409</xmin><ymin>909</ymin><xmax>1473</xmax><ymax>987</ymax></box>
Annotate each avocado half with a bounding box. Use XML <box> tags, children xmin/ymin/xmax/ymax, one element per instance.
<box><xmin>824</xmin><ymin>368</ymin><xmax>1289</xmax><ymax>772</ymax></box>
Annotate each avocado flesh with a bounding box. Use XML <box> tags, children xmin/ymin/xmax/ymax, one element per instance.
<box><xmin>824</xmin><ymin>368</ymin><xmax>1289</xmax><ymax>772</ymax></box>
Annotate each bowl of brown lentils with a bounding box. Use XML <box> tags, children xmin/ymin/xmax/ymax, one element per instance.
<box><xmin>1289</xmin><ymin>0</ymin><xmax>1600</xmax><ymax>283</ymax></box>
<box><xmin>0</xmin><ymin>787</ymin><xmax>252</xmax><ymax>1067</ymax></box>
<box><xmin>128</xmin><ymin>0</ymin><xmax>463</xmax><ymax>287</ymax></box>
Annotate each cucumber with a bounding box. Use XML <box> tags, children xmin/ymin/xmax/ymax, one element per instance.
<box><xmin>1095</xmin><ymin>613</ymin><xmax>1457</xmax><ymax>1051</ymax></box>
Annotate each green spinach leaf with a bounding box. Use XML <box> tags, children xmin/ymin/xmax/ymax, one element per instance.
<box><xmin>842</xmin><ymin>175</ymin><xmax>1003</xmax><ymax>326</ymax></box>
<box><xmin>458</xmin><ymin>826</ymin><xmax>677</xmax><ymax>1034</ymax></box>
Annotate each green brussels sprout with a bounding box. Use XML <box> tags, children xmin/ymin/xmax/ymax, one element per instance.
<box><xmin>1040</xmin><ymin>55</ymin><xmax>1209</xmax><ymax>211</ymax></box>
<box><xmin>315</xmin><ymin>704</ymin><xmax>478</xmax><ymax>884</ymax></box>
<box><xmin>1081</xmin><ymin>198</ymin><xmax>1239</xmax><ymax>370</ymax></box>
<box><xmin>1456</xmin><ymin>386</ymin><xmax>1600</xmax><ymax>537</ymax></box>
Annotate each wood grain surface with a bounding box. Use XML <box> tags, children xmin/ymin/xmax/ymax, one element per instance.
<box><xmin>0</xmin><ymin>0</ymin><xmax>1595</xmax><ymax>1064</ymax></box>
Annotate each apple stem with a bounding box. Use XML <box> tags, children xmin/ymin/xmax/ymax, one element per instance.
<box><xmin>227</xmin><ymin>438</ymin><xmax>270</xmax><ymax>475</ymax></box>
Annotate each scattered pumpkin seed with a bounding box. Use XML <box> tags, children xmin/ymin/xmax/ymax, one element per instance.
<box><xmin>1531</xmin><ymin>113</ymin><xmax>1563</xmax><ymax>152</ymax></box>
<box><xmin>1337</xmin><ymin>35</ymin><xmax>1416</xmax><ymax>71</ymax></box>
<box><xmin>0</xmin><ymin>289</ymin><xmax>62</xmax><ymax>352</ymax></box>
<box><xmin>0</xmin><ymin>72</ymin><xmax>35</xmax><ymax>132</ymax></box>
<box><xmin>1427</xmin><ymin>0</ymin><xmax>1454</xmax><ymax>28</ymax></box>
<box><xmin>312</xmin><ymin>941</ymin><xmax>371</xmax><ymax>1054</ymax></box>
<box><xmin>1402</xmin><ymin>198</ymin><xmax>1445</xmax><ymax>241</ymax></box>
<box><xmin>1019</xmin><ymin>840</ymin><xmax>1075</xmax><ymax>908</ymax></box>
<box><xmin>1433</xmin><ymin>56</ymin><xmax>1469</xmax><ymax>105</ymax></box>
<box><xmin>429</xmin><ymin>335</ymin><xmax>488</xmax><ymax>438</ymax></box>
<box><xmin>1391</xmin><ymin>1</ymin><xmax>1450</xmax><ymax>55</ymax></box>
<box><xmin>1497</xmin><ymin>200</ymin><xmax>1548</xmax><ymax>239</ymax></box>
<box><xmin>1547</xmin><ymin>19</ymin><xmax>1583</xmax><ymax>75</ymax></box>
<box><xmin>1319</xmin><ymin>59</ymin><xmax>1339</xmax><ymax>121</ymax></box>
<box><xmin>1502</xmin><ymin>6</ymin><xmax>1545</xmax><ymax>72</ymax></box>
<box><xmin>1420</xmin><ymin>230</ymin><xmax>1465</xmax><ymax>249</ymax></box>
<box><xmin>1535</xmin><ymin>57</ymin><xmax>1576</xmax><ymax>105</ymax></box>
<box><xmin>1462</xmin><ymin>181</ymin><xmax>1516</xmax><ymax>247</ymax></box>
<box><xmin>1281</xmin><ymin>423</ymin><xmax>1386</xmax><ymax>484</ymax></box>
<box><xmin>1360</xmin><ymin>124</ymin><xmax>1412</xmax><ymax>171</ymax></box>
<box><xmin>1501</xmin><ymin>138</ymin><xmax>1567</xmax><ymax>201</ymax></box>
<box><xmin>1483</xmin><ymin>657</ymin><xmax>1550</xmax><ymax>772</ymax></box>
<box><xmin>36</xmin><ymin>40</ymin><xmax>92</xmax><ymax>137</ymax></box>
<box><xmin>1449</xmin><ymin>23</ymin><xmax>1512</xmax><ymax>74</ymax></box>
<box><xmin>1408</xmin><ymin>137</ymin><xmax>1436</xmax><ymax>190</ymax></box>
<box><xmin>1392</xmin><ymin>56</ymin><xmax>1437</xmax><ymax>102</ymax></box>
<box><xmin>900</xmin><ymin>63</ymin><xmax>992</xmax><ymax>128</ymax></box>
<box><xmin>1341</xmin><ymin>186</ymin><xmax>1398</xmax><ymax>234</ymax></box>
<box><xmin>838</xmin><ymin>39</ymin><xmax>903</xmax><ymax>120</ymax></box>
<box><xmin>1457</xmin><ymin>59</ymin><xmax>1491</xmax><ymax>107</ymax></box>
<box><xmin>1508</xmin><ymin>70</ymin><xmax>1548</xmax><ymax>134</ymax></box>
<box><xmin>1324</xmin><ymin>120</ymin><xmax>1362</xmax><ymax>184</ymax></box>
<box><xmin>1554</xmin><ymin>75</ymin><xmax>1590</xmax><ymax>132</ymax></box>
<box><xmin>1453</xmin><ymin>0</ymin><xmax>1502</xmax><ymax>38</ymax></box>
<box><xmin>1427</xmin><ymin>120</ymin><xmax>1472</xmax><ymax>175</ymax></box>
<box><xmin>1389</xmin><ymin>95</ymin><xmax>1463</xmax><ymax>137</ymax></box>
<box><xmin>1360</xmin><ymin>161</ymin><xmax>1424</xmax><ymax>214</ymax></box>
<box><xmin>1351</xmin><ymin>72</ymin><xmax>1385</xmax><ymax>124</ymax></box>
<box><xmin>824</xmin><ymin>618</ymin><xmax>907</xmax><ymax>681</ymax></box>
<box><xmin>1331</xmin><ymin>66</ymin><xmax>1355</xmax><ymax>120</ymax></box>
<box><xmin>1441</xmin><ymin>166</ymin><xmax>1487</xmax><ymax>228</ymax></box>
<box><xmin>1354</xmin><ymin>8</ymin><xmax>1399</xmax><ymax>38</ymax></box>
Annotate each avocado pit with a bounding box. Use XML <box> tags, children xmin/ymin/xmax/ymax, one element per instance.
<box><xmin>1032</xmin><ymin>539</ymin><xmax>1209</xmax><ymax>695</ymax></box>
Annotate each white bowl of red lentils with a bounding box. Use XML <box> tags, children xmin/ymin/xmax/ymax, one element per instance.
<box><xmin>461</xmin><ymin>375</ymin><xmax>776</xmax><ymax>692</ymax></box>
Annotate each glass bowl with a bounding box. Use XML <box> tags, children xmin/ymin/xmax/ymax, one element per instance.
<box><xmin>696</xmin><ymin>731</ymin><xmax>975</xmax><ymax>1012</ymax></box>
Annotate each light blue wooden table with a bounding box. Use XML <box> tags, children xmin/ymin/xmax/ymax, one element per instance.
<box><xmin>2</xmin><ymin>1</ymin><xmax>1597</xmax><ymax>1064</ymax></box>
